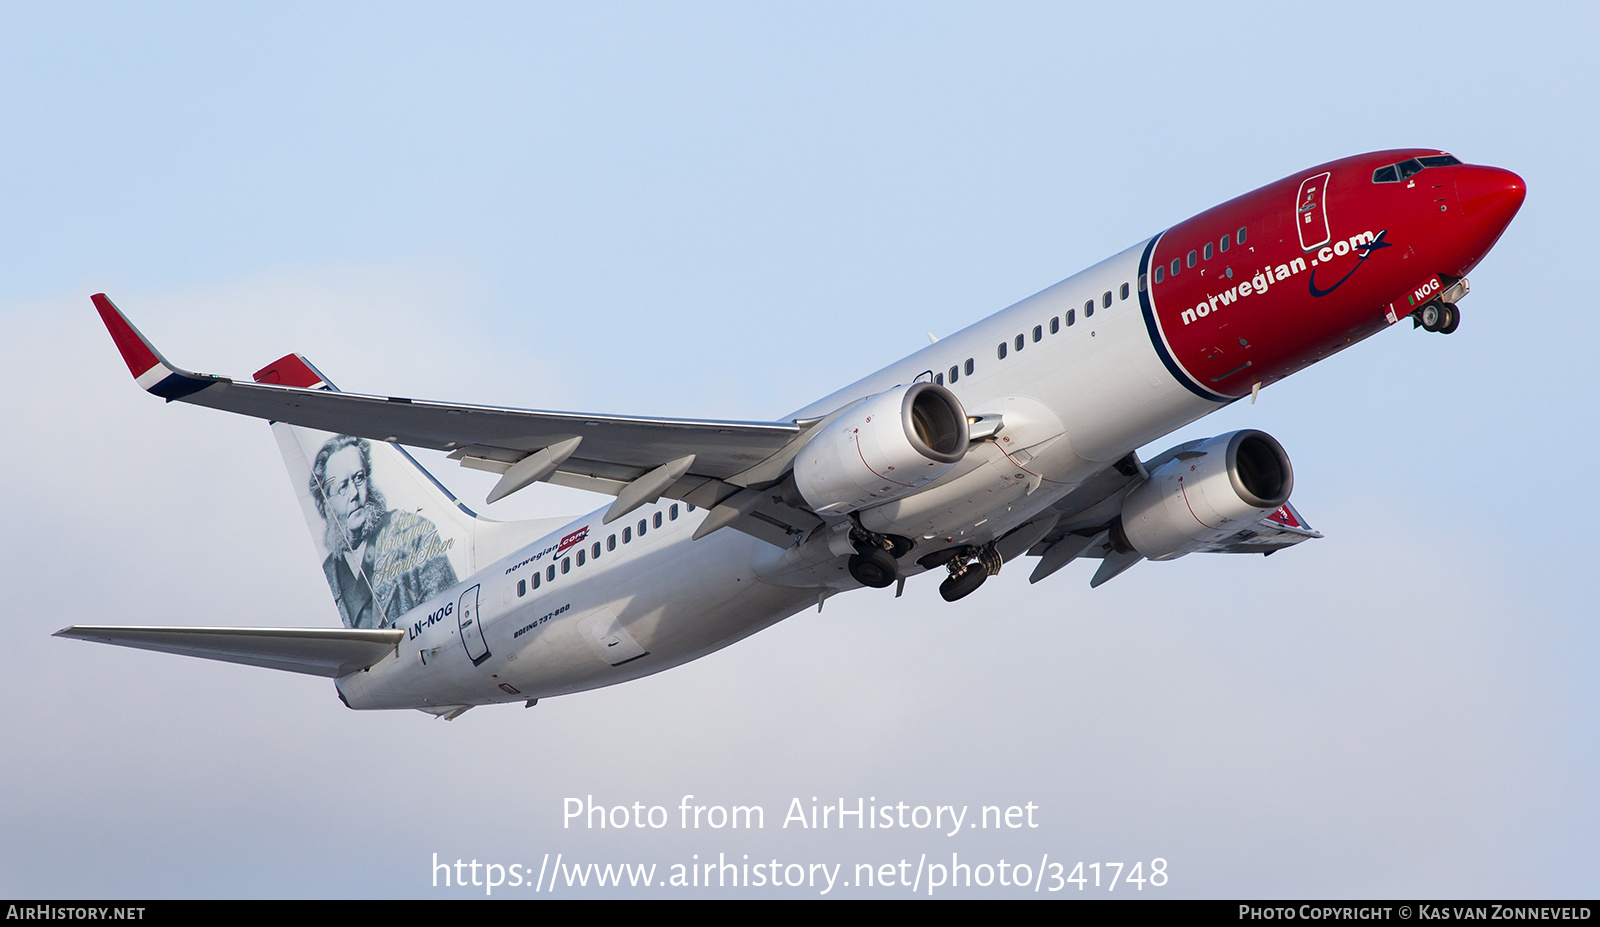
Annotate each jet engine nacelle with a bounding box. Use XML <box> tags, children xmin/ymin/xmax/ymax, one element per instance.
<box><xmin>1116</xmin><ymin>429</ymin><xmax>1293</xmax><ymax>561</ymax></box>
<box><xmin>794</xmin><ymin>382</ymin><xmax>970</xmax><ymax>516</ymax></box>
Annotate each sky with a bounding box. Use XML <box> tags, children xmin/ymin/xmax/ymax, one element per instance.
<box><xmin>2</xmin><ymin>1</ymin><xmax>1596</xmax><ymax>899</ymax></box>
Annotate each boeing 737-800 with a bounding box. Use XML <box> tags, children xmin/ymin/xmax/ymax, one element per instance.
<box><xmin>61</xmin><ymin>149</ymin><xmax>1525</xmax><ymax>718</ymax></box>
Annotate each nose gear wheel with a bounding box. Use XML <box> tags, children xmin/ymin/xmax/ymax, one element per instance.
<box><xmin>1414</xmin><ymin>300</ymin><xmax>1460</xmax><ymax>334</ymax></box>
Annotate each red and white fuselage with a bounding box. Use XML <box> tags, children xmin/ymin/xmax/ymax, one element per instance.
<box><xmin>77</xmin><ymin>149</ymin><xmax>1527</xmax><ymax>714</ymax></box>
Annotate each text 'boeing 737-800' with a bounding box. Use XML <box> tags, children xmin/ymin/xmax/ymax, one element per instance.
<box><xmin>61</xmin><ymin>149</ymin><xmax>1525</xmax><ymax>719</ymax></box>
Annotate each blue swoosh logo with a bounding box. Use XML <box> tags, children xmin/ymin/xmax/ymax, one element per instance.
<box><xmin>1308</xmin><ymin>230</ymin><xmax>1392</xmax><ymax>298</ymax></box>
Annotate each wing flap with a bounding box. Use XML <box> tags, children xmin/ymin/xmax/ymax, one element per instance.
<box><xmin>54</xmin><ymin>626</ymin><xmax>404</xmax><ymax>678</ymax></box>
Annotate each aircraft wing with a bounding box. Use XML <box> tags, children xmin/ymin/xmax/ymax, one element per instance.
<box><xmin>54</xmin><ymin>626</ymin><xmax>404</xmax><ymax>678</ymax></box>
<box><xmin>94</xmin><ymin>294</ymin><xmax>826</xmax><ymax>541</ymax></box>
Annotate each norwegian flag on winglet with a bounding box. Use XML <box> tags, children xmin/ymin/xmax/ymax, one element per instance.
<box><xmin>1266</xmin><ymin>502</ymin><xmax>1316</xmax><ymax>534</ymax></box>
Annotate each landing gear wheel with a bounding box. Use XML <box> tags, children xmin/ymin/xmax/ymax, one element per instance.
<box><xmin>939</xmin><ymin>567</ymin><xmax>988</xmax><ymax>602</ymax></box>
<box><xmin>1418</xmin><ymin>301</ymin><xmax>1445</xmax><ymax>332</ymax></box>
<box><xmin>1440</xmin><ymin>303</ymin><xmax>1461</xmax><ymax>334</ymax></box>
<box><xmin>883</xmin><ymin>534</ymin><xmax>916</xmax><ymax>560</ymax></box>
<box><xmin>848</xmin><ymin>547</ymin><xmax>899</xmax><ymax>588</ymax></box>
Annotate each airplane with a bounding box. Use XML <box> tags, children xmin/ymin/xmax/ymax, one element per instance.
<box><xmin>60</xmin><ymin>149</ymin><xmax>1526</xmax><ymax>718</ymax></box>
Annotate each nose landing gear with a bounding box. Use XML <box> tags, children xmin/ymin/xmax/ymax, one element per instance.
<box><xmin>1412</xmin><ymin>277</ymin><xmax>1467</xmax><ymax>335</ymax></box>
<box><xmin>1415</xmin><ymin>300</ymin><xmax>1461</xmax><ymax>334</ymax></box>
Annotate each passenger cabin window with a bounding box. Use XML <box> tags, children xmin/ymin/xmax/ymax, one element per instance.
<box><xmin>949</xmin><ymin>365</ymin><xmax>959</xmax><ymax>383</ymax></box>
<box><xmin>623</xmin><ymin>526</ymin><xmax>632</xmax><ymax>542</ymax></box>
<box><xmin>670</xmin><ymin>504</ymin><xmax>679</xmax><ymax>520</ymax></box>
<box><xmin>1032</xmin><ymin>325</ymin><xmax>1042</xmax><ymax>342</ymax></box>
<box><xmin>607</xmin><ymin>534</ymin><xmax>616</xmax><ymax>551</ymax></box>
<box><xmin>1237</xmin><ymin>226</ymin><xmax>1247</xmax><ymax>244</ymax></box>
<box><xmin>1049</xmin><ymin>317</ymin><xmax>1059</xmax><ymax>334</ymax></box>
<box><xmin>576</xmin><ymin>549</ymin><xmax>585</xmax><ymax>566</ymax></box>
<box><xmin>997</xmin><ymin>342</ymin><xmax>1007</xmax><ymax>359</ymax></box>
<box><xmin>1203</xmin><ymin>243</ymin><xmax>1213</xmax><ymax>260</ymax></box>
<box><xmin>1139</xmin><ymin>273</ymin><xmax>1148</xmax><ymax>291</ymax></box>
<box><xmin>533</xmin><ymin>573</ymin><xmax>541</xmax><ymax>589</ymax></box>
<box><xmin>1170</xmin><ymin>258</ymin><xmax>1180</xmax><ymax>276</ymax></box>
<box><xmin>1120</xmin><ymin>282</ymin><xmax>1130</xmax><ymax>300</ymax></box>
<box><xmin>561</xmin><ymin>557</ymin><xmax>570</xmax><ymax>574</ymax></box>
<box><xmin>653</xmin><ymin>512</ymin><xmax>663</xmax><ymax>528</ymax></box>
<box><xmin>964</xmin><ymin>358</ymin><xmax>974</xmax><ymax>376</ymax></box>
<box><xmin>1220</xmin><ymin>233</ymin><xmax>1230</xmax><ymax>252</ymax></box>
<box><xmin>1067</xmin><ymin>308</ymin><xmax>1076</xmax><ymax>326</ymax></box>
<box><xmin>935</xmin><ymin>372</ymin><xmax>943</xmax><ymax>385</ymax></box>
<box><xmin>591</xmin><ymin>541</ymin><xmax>601</xmax><ymax>558</ymax></box>
<box><xmin>547</xmin><ymin>565</ymin><xmax>555</xmax><ymax>581</ymax></box>
<box><xmin>1014</xmin><ymin>334</ymin><xmax>1024</xmax><ymax>351</ymax></box>
<box><xmin>1154</xmin><ymin>266</ymin><xmax>1164</xmax><ymax>284</ymax></box>
<box><xmin>1102</xmin><ymin>290</ymin><xmax>1112</xmax><ymax>308</ymax></box>
<box><xmin>638</xmin><ymin>519</ymin><xmax>647</xmax><ymax>536</ymax></box>
<box><xmin>518</xmin><ymin>579</ymin><xmax>526</xmax><ymax>596</ymax></box>
<box><xmin>1186</xmin><ymin>250</ymin><xmax>1196</xmax><ymax>268</ymax></box>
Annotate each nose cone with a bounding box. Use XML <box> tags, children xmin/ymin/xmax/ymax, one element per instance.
<box><xmin>1456</xmin><ymin>165</ymin><xmax>1526</xmax><ymax>240</ymax></box>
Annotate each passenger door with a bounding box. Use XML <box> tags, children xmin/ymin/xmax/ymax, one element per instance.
<box><xmin>1295</xmin><ymin>171</ymin><xmax>1332</xmax><ymax>251</ymax></box>
<box><xmin>457</xmin><ymin>585</ymin><xmax>491</xmax><ymax>666</ymax></box>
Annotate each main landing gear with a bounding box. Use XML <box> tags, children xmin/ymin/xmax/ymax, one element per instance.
<box><xmin>848</xmin><ymin>546</ymin><xmax>898</xmax><ymax>588</ymax></box>
<box><xmin>845</xmin><ymin>523</ymin><xmax>914</xmax><ymax>589</ymax></box>
<box><xmin>919</xmin><ymin>543</ymin><xmax>1004</xmax><ymax>602</ymax></box>
<box><xmin>1414</xmin><ymin>299</ymin><xmax>1461</xmax><ymax>334</ymax></box>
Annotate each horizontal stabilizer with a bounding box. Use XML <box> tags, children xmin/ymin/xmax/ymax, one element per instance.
<box><xmin>54</xmin><ymin>626</ymin><xmax>404</xmax><ymax>678</ymax></box>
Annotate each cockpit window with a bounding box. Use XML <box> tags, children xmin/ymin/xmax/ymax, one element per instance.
<box><xmin>1373</xmin><ymin>154</ymin><xmax>1461</xmax><ymax>183</ymax></box>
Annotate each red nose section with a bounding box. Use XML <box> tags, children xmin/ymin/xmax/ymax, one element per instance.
<box><xmin>1457</xmin><ymin>165</ymin><xmax>1526</xmax><ymax>240</ymax></box>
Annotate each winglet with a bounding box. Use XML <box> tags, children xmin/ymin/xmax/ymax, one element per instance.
<box><xmin>1265</xmin><ymin>502</ymin><xmax>1323</xmax><ymax>538</ymax></box>
<box><xmin>92</xmin><ymin>293</ymin><xmax>226</xmax><ymax>400</ymax></box>
<box><xmin>253</xmin><ymin>353</ymin><xmax>334</xmax><ymax>390</ymax></box>
<box><xmin>93</xmin><ymin>293</ymin><xmax>166</xmax><ymax>381</ymax></box>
